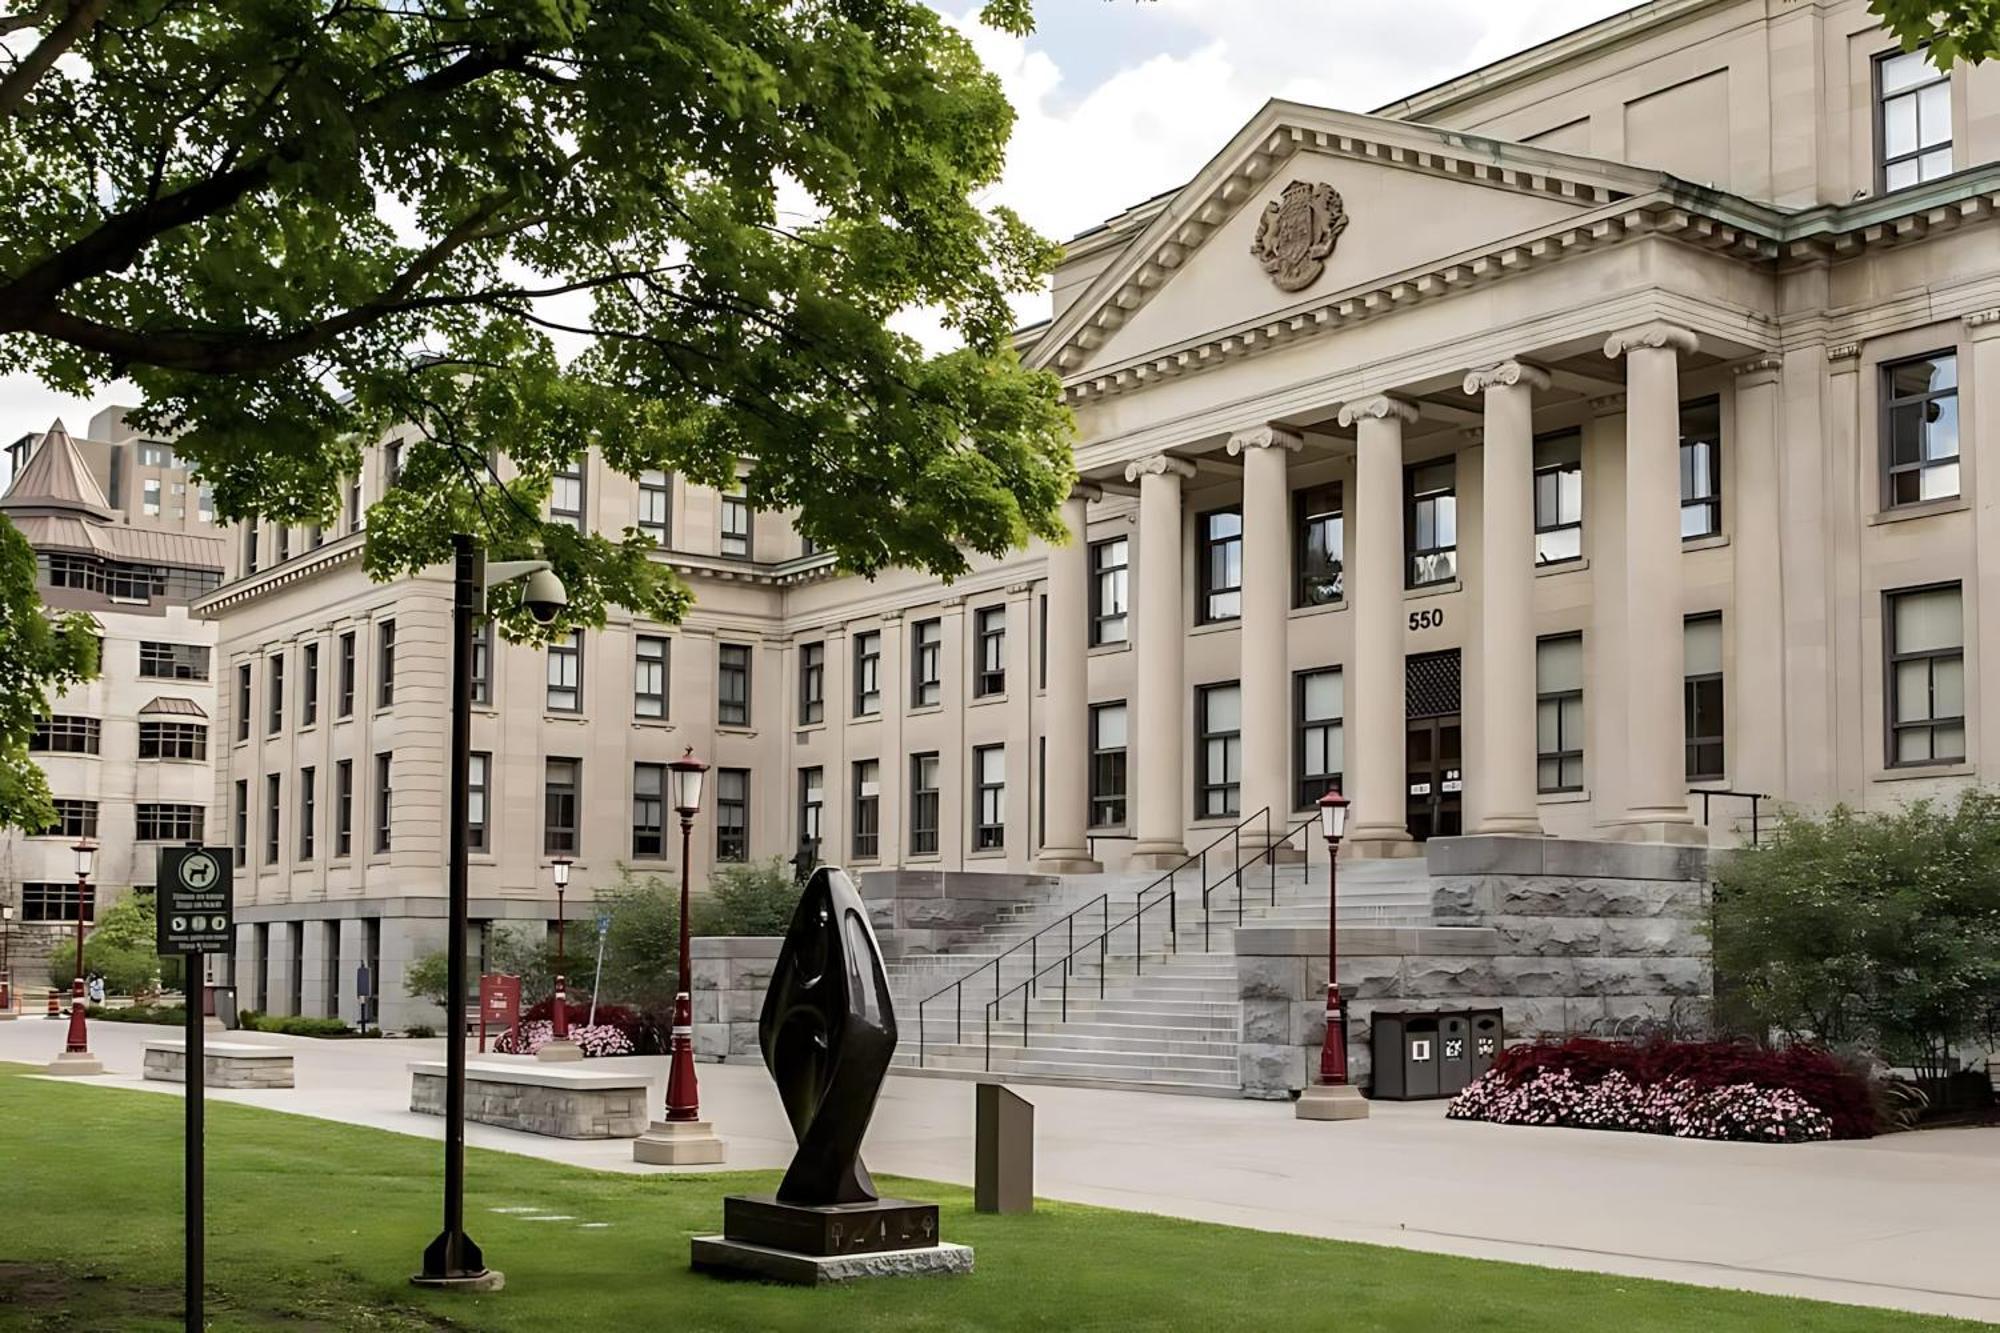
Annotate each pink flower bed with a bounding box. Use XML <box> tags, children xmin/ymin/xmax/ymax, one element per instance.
<box><xmin>493</xmin><ymin>1020</ymin><xmax>636</xmax><ymax>1058</ymax></box>
<box><xmin>1448</xmin><ymin>1065</ymin><xmax>1833</xmax><ymax>1143</ymax></box>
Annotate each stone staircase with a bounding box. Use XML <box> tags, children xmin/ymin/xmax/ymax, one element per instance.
<box><xmin>886</xmin><ymin>856</ymin><xmax>1434</xmax><ymax>1097</ymax></box>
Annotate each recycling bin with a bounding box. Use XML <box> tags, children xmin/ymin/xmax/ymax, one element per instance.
<box><xmin>1370</xmin><ymin>1007</ymin><xmax>1505</xmax><ymax>1100</ymax></box>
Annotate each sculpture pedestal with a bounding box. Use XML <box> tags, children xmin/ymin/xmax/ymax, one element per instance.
<box><xmin>1295</xmin><ymin>1082</ymin><xmax>1370</xmax><ymax>1121</ymax></box>
<box><xmin>632</xmin><ymin>1118</ymin><xmax>726</xmax><ymax>1165</ymax></box>
<box><xmin>692</xmin><ymin>1194</ymin><xmax>971</xmax><ymax>1285</ymax></box>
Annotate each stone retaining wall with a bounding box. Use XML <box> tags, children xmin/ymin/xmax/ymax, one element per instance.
<box><xmin>1237</xmin><ymin>836</ymin><xmax>1712</xmax><ymax>1099</ymax></box>
<box><xmin>143</xmin><ymin>1042</ymin><xmax>296</xmax><ymax>1089</ymax></box>
<box><xmin>860</xmin><ymin>869</ymin><xmax>1058</xmax><ymax>957</ymax></box>
<box><xmin>692</xmin><ymin>936</ymin><xmax>780</xmax><ymax>1063</ymax></box>
<box><xmin>410</xmin><ymin>1065</ymin><xmax>649</xmax><ymax>1138</ymax></box>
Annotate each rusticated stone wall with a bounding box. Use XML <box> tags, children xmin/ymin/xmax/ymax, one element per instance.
<box><xmin>859</xmin><ymin>869</ymin><xmax>1060</xmax><ymax>957</ymax></box>
<box><xmin>1237</xmin><ymin>836</ymin><xmax>1712</xmax><ymax>1099</ymax></box>
<box><xmin>691</xmin><ymin>936</ymin><xmax>780</xmax><ymax>1063</ymax></box>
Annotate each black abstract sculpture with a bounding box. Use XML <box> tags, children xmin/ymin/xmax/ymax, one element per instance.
<box><xmin>759</xmin><ymin>865</ymin><xmax>895</xmax><ymax>1205</ymax></box>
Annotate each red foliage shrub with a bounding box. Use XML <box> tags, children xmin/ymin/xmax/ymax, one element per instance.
<box><xmin>1487</xmin><ymin>1037</ymin><xmax>1876</xmax><ymax>1139</ymax></box>
<box><xmin>519</xmin><ymin>998</ymin><xmax>662</xmax><ymax>1054</ymax></box>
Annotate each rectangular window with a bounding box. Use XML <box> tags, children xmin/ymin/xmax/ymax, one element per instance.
<box><xmin>721</xmin><ymin>494</ymin><xmax>751</xmax><ymax>558</ymax></box>
<box><xmin>716</xmin><ymin>768</ymin><xmax>750</xmax><ymax>862</ymax></box>
<box><xmin>798</xmin><ymin>767</ymin><xmax>825</xmax><ymax>853</ymax></box>
<box><xmin>264</xmin><ymin>774</ymin><xmax>282</xmax><ymax>863</ymax></box>
<box><xmin>974</xmin><ymin>606</ymin><xmax>1006</xmax><ymax>697</ymax></box>
<box><xmin>243</xmin><ymin>526</ymin><xmax>259</xmax><ymax>575</ymax></box>
<box><xmin>1090</xmin><ymin>537</ymin><xmax>1129</xmax><ymax>645</ymax></box>
<box><xmin>1536</xmin><ymin>634</ymin><xmax>1585</xmax><ymax>794</ymax></box>
<box><xmin>233</xmin><ymin>778</ymin><xmax>248</xmax><ymax>867</ymax></box>
<box><xmin>1684</xmin><ymin>614</ymin><xmax>1726</xmax><ymax>781</ymax></box>
<box><xmin>337</xmin><ymin>632</ymin><xmax>356</xmax><ymax>717</ymax></box>
<box><xmin>334</xmin><ymin>760</ymin><xmax>353</xmax><ymax>857</ymax></box>
<box><xmin>1197</xmin><ymin>683</ymin><xmax>1242</xmax><ymax>818</ymax></box>
<box><xmin>1887</xmin><ymin>583</ymin><xmax>1965</xmax><ymax>765</ymax></box>
<box><xmin>1533</xmin><ymin>431</ymin><xmax>1583</xmax><ymax>565</ymax></box>
<box><xmin>632</xmin><ymin>762</ymin><xmax>665</xmax><ymax>857</ymax></box>
<box><xmin>198</xmin><ymin>488</ymin><xmax>215</xmax><ymax>524</ymax></box>
<box><xmin>237</xmin><ymin>663</ymin><xmax>253</xmax><ymax>740</ymax></box>
<box><xmin>384</xmin><ymin>438</ymin><xmax>404</xmax><ymax>488</ymax></box>
<box><xmin>22</xmin><ymin>881</ymin><xmax>93</xmax><ymax>923</ymax></box>
<box><xmin>138</xmin><ymin>641</ymin><xmax>211</xmax><ymax>680</ymax></box>
<box><xmin>142</xmin><ymin>478</ymin><xmax>161</xmax><ymax>516</ymax></box>
<box><xmin>1040</xmin><ymin>592</ymin><xmax>1049</xmax><ymax>690</ymax></box>
<box><xmin>267</xmin><ymin>653</ymin><xmax>285</xmax><ymax>734</ymax></box>
<box><xmin>1680</xmin><ymin>396</ymin><xmax>1722</xmax><ymax>539</ymax></box>
<box><xmin>139</xmin><ymin>442</ymin><xmax>175</xmax><ymax>467</ymax></box>
<box><xmin>544</xmin><ymin>757</ymin><xmax>579</xmax><ymax>855</ymax></box>
<box><xmin>911</xmin><ymin>619</ymin><xmax>942</xmax><ymax>707</ymax></box>
<box><xmin>1877</xmin><ymin>47</ymin><xmax>1952</xmax><ymax>191</ymax></box>
<box><xmin>853</xmin><ymin>631</ymin><xmax>882</xmax><ymax>716</ymax></box>
<box><xmin>718</xmin><ymin>643</ymin><xmax>751</xmax><ymax>725</ymax></box>
<box><xmin>30</xmin><ymin>716</ymin><xmax>100</xmax><ymax>754</ymax></box>
<box><xmin>1883</xmin><ymin>352</ymin><xmax>1959</xmax><ymax>508</ymax></box>
<box><xmin>638</xmin><ymin>469</ymin><xmax>670</xmax><ymax>545</ymax></box>
<box><xmin>547</xmin><ymin>629</ymin><xmax>583</xmax><ymax>712</ymax></box>
<box><xmin>852</xmin><ymin>760</ymin><xmax>880</xmax><ymax>860</ymax></box>
<box><xmin>910</xmin><ymin>753</ymin><xmax>941</xmax><ymax>855</ymax></box>
<box><xmin>1294</xmin><ymin>484</ymin><xmax>1343</xmax><ymax>607</ymax></box>
<box><xmin>551</xmin><ymin>459</ymin><xmax>584</xmax><ymax>529</ymax></box>
<box><xmin>972</xmin><ymin>745</ymin><xmax>1006</xmax><ymax>851</ymax></box>
<box><xmin>346</xmin><ymin>473</ymin><xmax>364</xmax><ymax>534</ymax></box>
<box><xmin>468</xmin><ymin>752</ymin><xmax>490</xmax><ymax>853</ymax></box>
<box><xmin>301</xmin><ymin>643</ymin><xmax>319</xmax><ymax>727</ymax></box>
<box><xmin>275</xmin><ymin>526</ymin><xmax>291</xmax><ymax>563</ymax></box>
<box><xmin>634</xmin><ymin>634</ymin><xmax>668</xmax><ymax>719</ymax></box>
<box><xmin>138</xmin><ymin>721</ymin><xmax>207</xmax><ymax>760</ymax></box>
<box><xmin>470</xmin><ymin>620</ymin><xmax>493</xmax><ymax>707</ymax></box>
<box><xmin>1089</xmin><ymin>702</ymin><xmax>1128</xmax><ymax>828</ymax></box>
<box><xmin>1295</xmin><ymin>668</ymin><xmax>1344</xmax><ymax>809</ymax></box>
<box><xmin>44</xmin><ymin>799</ymin><xmax>98</xmax><ymax>838</ymax></box>
<box><xmin>298</xmin><ymin>766</ymin><xmax>317</xmax><ymax>861</ymax></box>
<box><xmin>377</xmin><ymin>620</ymin><xmax>396</xmax><ymax>709</ymax></box>
<box><xmin>373</xmin><ymin>752</ymin><xmax>393</xmax><ymax>853</ymax></box>
<box><xmin>1199</xmin><ymin>507</ymin><xmax>1244</xmax><ymax>622</ymax></box>
<box><xmin>799</xmin><ymin>641</ymin><xmax>825</xmax><ymax>725</ymax></box>
<box><xmin>1407</xmin><ymin>459</ymin><xmax>1458</xmax><ymax>587</ymax></box>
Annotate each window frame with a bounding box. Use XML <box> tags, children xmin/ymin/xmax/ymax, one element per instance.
<box><xmin>138</xmin><ymin>641</ymin><xmax>211</xmax><ymax>681</ymax></box>
<box><xmin>718</xmin><ymin>642</ymin><xmax>752</xmax><ymax>726</ymax></box>
<box><xmin>1880</xmin><ymin>351</ymin><xmax>1961</xmax><ymax>510</ymax></box>
<box><xmin>1088</xmin><ymin>701</ymin><xmax>1128</xmax><ymax>829</ymax></box>
<box><xmin>634</xmin><ymin>634</ymin><xmax>668</xmax><ymax>720</ymax></box>
<box><xmin>1536</xmin><ymin>633</ymin><xmax>1586</xmax><ymax>795</ymax></box>
<box><xmin>43</xmin><ymin>798</ymin><xmax>98</xmax><ymax>839</ymax></box>
<box><xmin>1532</xmin><ymin>430</ymin><xmax>1584</xmax><ymax>566</ymax></box>
<box><xmin>337</xmin><ymin>632</ymin><xmax>356</xmax><ymax>717</ymax></box>
<box><xmin>469</xmin><ymin>619</ymin><xmax>493</xmax><ymax>707</ymax></box>
<box><xmin>909</xmin><ymin>752</ymin><xmax>940</xmax><ymax>856</ymax></box>
<box><xmin>1884</xmin><ymin>581</ymin><xmax>1967</xmax><ymax>768</ymax></box>
<box><xmin>1406</xmin><ymin>458</ymin><xmax>1459</xmax><ymax>589</ymax></box>
<box><xmin>1875</xmin><ymin>46</ymin><xmax>1953</xmax><ymax>193</ymax></box>
<box><xmin>334</xmin><ymin>760</ymin><xmax>353</xmax><ymax>858</ymax></box>
<box><xmin>298</xmin><ymin>765</ymin><xmax>317</xmax><ymax>861</ymax></box>
<box><xmin>30</xmin><ymin>715</ymin><xmax>100</xmax><ymax>755</ymax></box>
<box><xmin>263</xmin><ymin>773</ymin><xmax>282</xmax><ymax>863</ymax></box>
<box><xmin>301</xmin><ymin>642</ymin><xmax>319</xmax><ymax>727</ymax></box>
<box><xmin>851</xmin><ymin>759</ymin><xmax>881</xmax><ymax>860</ymax></box>
<box><xmin>1089</xmin><ymin>537</ymin><xmax>1130</xmax><ymax>645</ymax></box>
<box><xmin>373</xmin><ymin>751</ymin><xmax>393</xmax><ymax>854</ymax></box>
<box><xmin>1294</xmin><ymin>667</ymin><xmax>1344</xmax><ymax>811</ymax></box>
<box><xmin>720</xmin><ymin>493</ymin><xmax>752</xmax><ymax>558</ymax></box>
<box><xmin>853</xmin><ymin>630</ymin><xmax>882</xmax><ymax>717</ymax></box>
<box><xmin>972</xmin><ymin>744</ymin><xmax>1005</xmax><ymax>851</ymax></box>
<box><xmin>715</xmin><ymin>767</ymin><xmax>750</xmax><ymax>862</ymax></box>
<box><xmin>1679</xmin><ymin>396</ymin><xmax>1723</xmax><ymax>540</ymax></box>
<box><xmin>1684</xmin><ymin>613</ymin><xmax>1727</xmax><ymax>782</ymax></box>
<box><xmin>138</xmin><ymin>721</ymin><xmax>207</xmax><ymax>761</ymax></box>
<box><xmin>546</xmin><ymin>629</ymin><xmax>583</xmax><ymax>713</ymax></box>
<box><xmin>550</xmin><ymin>458</ymin><xmax>585</xmax><ymax>529</ymax></box>
<box><xmin>468</xmin><ymin>752</ymin><xmax>491</xmax><ymax>853</ymax></box>
<box><xmin>544</xmin><ymin>756</ymin><xmax>580</xmax><ymax>856</ymax></box>
<box><xmin>911</xmin><ymin>619</ymin><xmax>942</xmax><ymax>707</ymax></box>
<box><xmin>1195</xmin><ymin>681</ymin><xmax>1243</xmax><ymax>819</ymax></box>
<box><xmin>376</xmin><ymin>620</ymin><xmax>396</xmax><ymax>709</ymax></box>
<box><xmin>1293</xmin><ymin>483</ymin><xmax>1343</xmax><ymax>608</ymax></box>
<box><xmin>973</xmin><ymin>605</ymin><xmax>1006</xmax><ymax>698</ymax></box>
<box><xmin>138</xmin><ymin>801</ymin><xmax>207</xmax><ymax>844</ymax></box>
<box><xmin>637</xmin><ymin>469</ymin><xmax>670</xmax><ymax>546</ymax></box>
<box><xmin>799</xmin><ymin>640</ymin><xmax>825</xmax><ymax>725</ymax></box>
<box><xmin>1198</xmin><ymin>506</ymin><xmax>1244</xmax><ymax>624</ymax></box>
<box><xmin>797</xmin><ymin>766</ymin><xmax>825</xmax><ymax>855</ymax></box>
<box><xmin>267</xmin><ymin>653</ymin><xmax>285</xmax><ymax>734</ymax></box>
<box><xmin>631</xmin><ymin>761</ymin><xmax>665</xmax><ymax>857</ymax></box>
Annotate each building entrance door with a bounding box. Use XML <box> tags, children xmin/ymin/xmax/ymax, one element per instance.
<box><xmin>1405</xmin><ymin>648</ymin><xmax>1463</xmax><ymax>842</ymax></box>
<box><xmin>1405</xmin><ymin>716</ymin><xmax>1463</xmax><ymax>841</ymax></box>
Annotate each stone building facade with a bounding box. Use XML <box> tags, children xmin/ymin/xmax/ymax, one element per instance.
<box><xmin>197</xmin><ymin>0</ymin><xmax>2000</xmax><ymax>1029</ymax></box>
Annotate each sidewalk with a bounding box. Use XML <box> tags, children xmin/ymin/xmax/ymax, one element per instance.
<box><xmin>5</xmin><ymin>1018</ymin><xmax>1997</xmax><ymax>1323</ymax></box>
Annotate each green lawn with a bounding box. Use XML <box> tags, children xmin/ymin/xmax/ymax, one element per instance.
<box><xmin>0</xmin><ymin>1063</ymin><xmax>1978</xmax><ymax>1333</ymax></box>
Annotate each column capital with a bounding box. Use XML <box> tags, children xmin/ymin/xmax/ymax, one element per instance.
<box><xmin>1123</xmin><ymin>453</ymin><xmax>1198</xmax><ymax>484</ymax></box>
<box><xmin>1603</xmin><ymin>321</ymin><xmax>1698</xmax><ymax>360</ymax></box>
<box><xmin>1225</xmin><ymin>424</ymin><xmax>1304</xmax><ymax>457</ymax></box>
<box><xmin>1336</xmin><ymin>394</ymin><xmax>1420</xmax><ymax>428</ymax></box>
<box><xmin>1731</xmin><ymin>355</ymin><xmax>1783</xmax><ymax>386</ymax></box>
<box><xmin>1461</xmin><ymin>360</ymin><xmax>1551</xmax><ymax>396</ymax></box>
<box><xmin>1068</xmin><ymin>480</ymin><xmax>1105</xmax><ymax>503</ymax></box>
<box><xmin>1965</xmin><ymin>308</ymin><xmax>2000</xmax><ymax>341</ymax></box>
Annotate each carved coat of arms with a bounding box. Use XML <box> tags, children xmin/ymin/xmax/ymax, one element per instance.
<box><xmin>1251</xmin><ymin>180</ymin><xmax>1348</xmax><ymax>292</ymax></box>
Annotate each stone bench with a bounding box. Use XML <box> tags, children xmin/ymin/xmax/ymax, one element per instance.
<box><xmin>144</xmin><ymin>1040</ymin><xmax>296</xmax><ymax>1089</ymax></box>
<box><xmin>409</xmin><ymin>1060</ymin><xmax>651</xmax><ymax>1139</ymax></box>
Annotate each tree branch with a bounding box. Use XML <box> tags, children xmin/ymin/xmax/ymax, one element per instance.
<box><xmin>0</xmin><ymin>0</ymin><xmax>108</xmax><ymax>119</ymax></box>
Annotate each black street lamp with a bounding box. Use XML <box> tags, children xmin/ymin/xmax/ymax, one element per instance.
<box><xmin>1296</xmin><ymin>790</ymin><xmax>1367</xmax><ymax>1122</ymax></box>
<box><xmin>45</xmin><ymin>839</ymin><xmax>102</xmax><ymax>1074</ymax></box>
<box><xmin>415</xmin><ymin>535</ymin><xmax>566</xmax><ymax>1292</ymax></box>
<box><xmin>538</xmin><ymin>856</ymin><xmax>580</xmax><ymax>1062</ymax></box>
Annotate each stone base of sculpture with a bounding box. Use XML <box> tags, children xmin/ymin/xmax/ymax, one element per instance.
<box><xmin>693</xmin><ymin>1193</ymin><xmax>971</xmax><ymax>1285</ymax></box>
<box><xmin>632</xmin><ymin>1118</ymin><xmax>727</xmax><ymax>1164</ymax></box>
<box><xmin>691</xmin><ymin>1234</ymin><xmax>973</xmax><ymax>1285</ymax></box>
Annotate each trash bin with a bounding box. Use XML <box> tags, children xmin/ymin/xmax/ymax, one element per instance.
<box><xmin>212</xmin><ymin>985</ymin><xmax>239</xmax><ymax>1030</ymax></box>
<box><xmin>1370</xmin><ymin>1007</ymin><xmax>1505</xmax><ymax>1100</ymax></box>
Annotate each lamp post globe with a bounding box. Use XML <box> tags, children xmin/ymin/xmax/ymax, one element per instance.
<box><xmin>1313</xmin><ymin>791</ymin><xmax>1349</xmax><ymax>1086</ymax></box>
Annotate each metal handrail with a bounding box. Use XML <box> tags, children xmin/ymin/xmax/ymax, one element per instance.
<box><xmin>1691</xmin><ymin>787</ymin><xmax>1771</xmax><ymax>846</ymax></box>
<box><xmin>1197</xmin><ymin>813</ymin><xmax>1318</xmax><ymax>951</ymax></box>
<box><xmin>978</xmin><ymin>806</ymin><xmax>1295</xmax><ymax>1069</ymax></box>
<box><xmin>915</xmin><ymin>893</ymin><xmax>1108</xmax><ymax>1069</ymax></box>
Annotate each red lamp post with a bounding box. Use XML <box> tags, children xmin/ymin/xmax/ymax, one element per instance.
<box><xmin>65</xmin><ymin>838</ymin><xmax>94</xmax><ymax>1053</ymax></box>
<box><xmin>551</xmin><ymin>856</ymin><xmax>572</xmax><ymax>1040</ymax></box>
<box><xmin>1314</xmin><ymin>791</ymin><xmax>1349</xmax><ymax>1085</ymax></box>
<box><xmin>664</xmin><ymin>748</ymin><xmax>708</xmax><ymax>1122</ymax></box>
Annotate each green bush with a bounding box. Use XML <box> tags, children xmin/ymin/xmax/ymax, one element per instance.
<box><xmin>696</xmin><ymin>858</ymin><xmax>803</xmax><ymax>937</ymax></box>
<box><xmin>1712</xmin><ymin>790</ymin><xmax>2000</xmax><ymax>1083</ymax></box>
<box><xmin>238</xmin><ymin>1011</ymin><xmax>357</xmax><ymax>1038</ymax></box>
<box><xmin>91</xmin><ymin>1004</ymin><xmax>188</xmax><ymax>1026</ymax></box>
<box><xmin>46</xmin><ymin>892</ymin><xmax>185</xmax><ymax>995</ymax></box>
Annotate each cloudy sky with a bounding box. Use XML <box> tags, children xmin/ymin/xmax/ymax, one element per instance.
<box><xmin>1</xmin><ymin>0</ymin><xmax>1636</xmax><ymax>454</ymax></box>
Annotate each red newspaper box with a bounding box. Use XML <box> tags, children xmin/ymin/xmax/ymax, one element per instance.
<box><xmin>478</xmin><ymin>973</ymin><xmax>521</xmax><ymax>1053</ymax></box>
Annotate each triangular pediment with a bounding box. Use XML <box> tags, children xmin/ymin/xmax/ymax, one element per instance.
<box><xmin>1034</xmin><ymin>101</ymin><xmax>1675</xmax><ymax>380</ymax></box>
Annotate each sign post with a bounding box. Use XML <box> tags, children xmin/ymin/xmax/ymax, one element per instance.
<box><xmin>589</xmin><ymin>912</ymin><xmax>610</xmax><ymax>1027</ymax></box>
<box><xmin>478</xmin><ymin>974</ymin><xmax>520</xmax><ymax>1053</ymax></box>
<box><xmin>157</xmin><ymin>845</ymin><xmax>234</xmax><ymax>1333</ymax></box>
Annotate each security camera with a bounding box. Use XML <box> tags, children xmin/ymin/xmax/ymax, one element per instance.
<box><xmin>522</xmin><ymin>568</ymin><xmax>569</xmax><ymax>624</ymax></box>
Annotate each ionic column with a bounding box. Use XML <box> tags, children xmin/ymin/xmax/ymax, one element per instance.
<box><xmin>1125</xmin><ymin>453</ymin><xmax>1198</xmax><ymax>869</ymax></box>
<box><xmin>1605</xmin><ymin>322</ymin><xmax>1703</xmax><ymax>842</ymax></box>
<box><xmin>1336</xmin><ymin>395</ymin><xmax>1420</xmax><ymax>857</ymax></box>
<box><xmin>1228</xmin><ymin>425</ymin><xmax>1303</xmax><ymax>843</ymax></box>
<box><xmin>1464</xmin><ymin>360</ymin><xmax>1550</xmax><ymax>836</ymax></box>
<box><xmin>1036</xmin><ymin>486</ymin><xmax>1102</xmax><ymax>873</ymax></box>
<box><xmin>1730</xmin><ymin>358</ymin><xmax>1786</xmax><ymax>801</ymax></box>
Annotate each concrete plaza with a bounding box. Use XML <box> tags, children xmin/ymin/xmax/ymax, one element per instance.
<box><xmin>4</xmin><ymin>1018</ymin><xmax>1996</xmax><ymax>1324</ymax></box>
